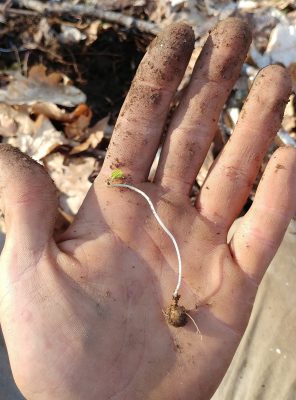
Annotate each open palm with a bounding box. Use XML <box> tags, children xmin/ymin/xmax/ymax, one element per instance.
<box><xmin>0</xmin><ymin>18</ymin><xmax>295</xmax><ymax>400</ymax></box>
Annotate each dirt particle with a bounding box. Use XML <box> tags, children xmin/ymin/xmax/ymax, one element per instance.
<box><xmin>219</xmin><ymin>57</ymin><xmax>240</xmax><ymax>80</ymax></box>
<box><xmin>173</xmin><ymin>338</ymin><xmax>182</xmax><ymax>353</ymax></box>
<box><xmin>275</xmin><ymin>163</ymin><xmax>286</xmax><ymax>172</ymax></box>
<box><xmin>272</xmin><ymin>98</ymin><xmax>289</xmax><ymax>115</ymax></box>
<box><xmin>95</xmin><ymin>303</ymin><xmax>104</xmax><ymax>317</ymax></box>
<box><xmin>150</xmin><ymin>92</ymin><xmax>162</xmax><ymax>104</ymax></box>
<box><xmin>240</xmin><ymin>108</ymin><xmax>247</xmax><ymax>120</ymax></box>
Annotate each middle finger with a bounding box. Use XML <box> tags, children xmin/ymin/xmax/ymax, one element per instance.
<box><xmin>154</xmin><ymin>18</ymin><xmax>251</xmax><ymax>194</ymax></box>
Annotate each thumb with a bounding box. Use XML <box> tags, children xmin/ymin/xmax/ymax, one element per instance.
<box><xmin>0</xmin><ymin>145</ymin><xmax>58</xmax><ymax>264</ymax></box>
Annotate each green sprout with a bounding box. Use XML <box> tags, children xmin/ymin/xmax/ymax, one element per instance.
<box><xmin>110</xmin><ymin>168</ymin><xmax>125</xmax><ymax>181</ymax></box>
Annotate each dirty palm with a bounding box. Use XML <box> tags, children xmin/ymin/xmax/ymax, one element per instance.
<box><xmin>0</xmin><ymin>17</ymin><xmax>295</xmax><ymax>400</ymax></box>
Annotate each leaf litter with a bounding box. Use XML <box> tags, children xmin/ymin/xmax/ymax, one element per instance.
<box><xmin>0</xmin><ymin>64</ymin><xmax>86</xmax><ymax>106</ymax></box>
<box><xmin>0</xmin><ymin>0</ymin><xmax>295</xmax><ymax>240</ymax></box>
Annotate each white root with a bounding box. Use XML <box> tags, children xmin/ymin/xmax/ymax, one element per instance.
<box><xmin>185</xmin><ymin>312</ymin><xmax>202</xmax><ymax>339</ymax></box>
<box><xmin>110</xmin><ymin>183</ymin><xmax>182</xmax><ymax>298</ymax></box>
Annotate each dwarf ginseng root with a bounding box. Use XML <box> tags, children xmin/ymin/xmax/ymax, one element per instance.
<box><xmin>108</xmin><ymin>169</ymin><xmax>200</xmax><ymax>331</ymax></box>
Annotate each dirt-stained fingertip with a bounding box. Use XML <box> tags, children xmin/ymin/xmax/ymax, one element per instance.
<box><xmin>194</xmin><ymin>17</ymin><xmax>252</xmax><ymax>82</ymax></box>
<box><xmin>213</xmin><ymin>17</ymin><xmax>252</xmax><ymax>48</ymax></box>
<box><xmin>255</xmin><ymin>64</ymin><xmax>292</xmax><ymax>98</ymax></box>
<box><xmin>151</xmin><ymin>21</ymin><xmax>195</xmax><ymax>55</ymax></box>
<box><xmin>271</xmin><ymin>145</ymin><xmax>296</xmax><ymax>164</ymax></box>
<box><xmin>0</xmin><ymin>144</ymin><xmax>45</xmax><ymax>175</ymax></box>
<box><xmin>0</xmin><ymin>144</ymin><xmax>57</xmax><ymax>198</ymax></box>
<box><xmin>248</xmin><ymin>65</ymin><xmax>292</xmax><ymax>129</ymax></box>
<box><xmin>136</xmin><ymin>22</ymin><xmax>195</xmax><ymax>84</ymax></box>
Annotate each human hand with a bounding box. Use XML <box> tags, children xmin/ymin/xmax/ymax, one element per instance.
<box><xmin>0</xmin><ymin>18</ymin><xmax>295</xmax><ymax>400</ymax></box>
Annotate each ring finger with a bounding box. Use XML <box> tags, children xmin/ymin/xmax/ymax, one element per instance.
<box><xmin>197</xmin><ymin>65</ymin><xmax>291</xmax><ymax>229</ymax></box>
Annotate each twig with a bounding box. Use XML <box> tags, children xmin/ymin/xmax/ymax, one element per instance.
<box><xmin>22</xmin><ymin>50</ymin><xmax>30</xmax><ymax>76</ymax></box>
<box><xmin>0</xmin><ymin>0</ymin><xmax>12</xmax><ymax>14</ymax></box>
<box><xmin>2</xmin><ymin>7</ymin><xmax>38</xmax><ymax>16</ymax></box>
<box><xmin>11</xmin><ymin>44</ymin><xmax>21</xmax><ymax>67</ymax></box>
<box><xmin>12</xmin><ymin>0</ymin><xmax>161</xmax><ymax>35</ymax></box>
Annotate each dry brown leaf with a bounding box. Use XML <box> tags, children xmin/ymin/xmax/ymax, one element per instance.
<box><xmin>85</xmin><ymin>20</ymin><xmax>103</xmax><ymax>46</ymax></box>
<box><xmin>196</xmin><ymin>144</ymin><xmax>214</xmax><ymax>187</ymax></box>
<box><xmin>70</xmin><ymin>116</ymin><xmax>108</xmax><ymax>154</ymax></box>
<box><xmin>44</xmin><ymin>153</ymin><xmax>95</xmax><ymax>215</ymax></box>
<box><xmin>7</xmin><ymin>115</ymin><xmax>66</xmax><ymax>161</ymax></box>
<box><xmin>29</xmin><ymin>102</ymin><xmax>70</xmax><ymax>121</ymax></box>
<box><xmin>28</xmin><ymin>65</ymin><xmax>63</xmax><ymax>86</ymax></box>
<box><xmin>64</xmin><ymin>104</ymin><xmax>93</xmax><ymax>140</ymax></box>
<box><xmin>0</xmin><ymin>104</ymin><xmax>35</xmax><ymax>137</ymax></box>
<box><xmin>282</xmin><ymin>94</ymin><xmax>295</xmax><ymax>133</ymax></box>
<box><xmin>29</xmin><ymin>103</ymin><xmax>97</xmax><ymax>123</ymax></box>
<box><xmin>0</xmin><ymin>65</ymin><xmax>86</xmax><ymax>107</ymax></box>
<box><xmin>70</xmin><ymin>131</ymin><xmax>104</xmax><ymax>154</ymax></box>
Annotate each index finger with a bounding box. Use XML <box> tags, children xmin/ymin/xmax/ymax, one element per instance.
<box><xmin>99</xmin><ymin>23</ymin><xmax>195</xmax><ymax>183</ymax></box>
